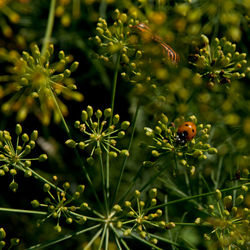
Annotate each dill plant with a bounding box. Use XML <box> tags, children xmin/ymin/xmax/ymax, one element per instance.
<box><xmin>0</xmin><ymin>1</ymin><xmax>249</xmax><ymax>250</ymax></box>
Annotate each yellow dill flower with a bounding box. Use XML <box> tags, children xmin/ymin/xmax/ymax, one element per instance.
<box><xmin>0</xmin><ymin>44</ymin><xmax>83</xmax><ymax>125</ymax></box>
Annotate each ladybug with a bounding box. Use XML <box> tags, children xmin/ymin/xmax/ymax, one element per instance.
<box><xmin>176</xmin><ymin>121</ymin><xmax>197</xmax><ymax>145</ymax></box>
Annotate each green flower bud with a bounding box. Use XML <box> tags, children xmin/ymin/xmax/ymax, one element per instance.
<box><xmin>121</xmin><ymin>150</ymin><xmax>129</xmax><ymax>157</ymax></box>
<box><xmin>140</xmin><ymin>231</ymin><xmax>146</xmax><ymax>238</ymax></box>
<box><xmin>29</xmin><ymin>140</ymin><xmax>36</xmax><ymax>149</ymax></box>
<box><xmin>121</xmin><ymin>121</ymin><xmax>130</xmax><ymax>130</ymax></box>
<box><xmin>87</xmin><ymin>157</ymin><xmax>94</xmax><ymax>166</ymax></box>
<box><xmin>63</xmin><ymin>182</ymin><xmax>70</xmax><ymax>190</ymax></box>
<box><xmin>70</xmin><ymin>61</ymin><xmax>79</xmax><ymax>72</ymax></box>
<box><xmin>215</xmin><ymin>189</ymin><xmax>222</xmax><ymax>200</ymax></box>
<box><xmin>24</xmin><ymin>145</ymin><xmax>31</xmax><ymax>155</ymax></box>
<box><xmin>31</xmin><ymin>200</ymin><xmax>40</xmax><ymax>208</ymax></box>
<box><xmin>208</xmin><ymin>205</ymin><xmax>214</xmax><ymax>213</ymax></box>
<box><xmin>77</xmin><ymin>185</ymin><xmax>85</xmax><ymax>193</ymax></box>
<box><xmin>22</xmin><ymin>133</ymin><xmax>29</xmax><ymax>142</ymax></box>
<box><xmin>113</xmin><ymin>114</ymin><xmax>120</xmax><ymax>124</ymax></box>
<box><xmin>135</xmin><ymin>190</ymin><xmax>140</xmax><ymax>197</ymax></box>
<box><xmin>78</xmin><ymin>141</ymin><xmax>85</xmax><ymax>150</ymax></box>
<box><xmin>0</xmin><ymin>228</ymin><xmax>6</xmax><ymax>240</ymax></box>
<box><xmin>66</xmin><ymin>218</ymin><xmax>73</xmax><ymax>224</ymax></box>
<box><xmin>223</xmin><ymin>195</ymin><xmax>232</xmax><ymax>208</ymax></box>
<box><xmin>208</xmin><ymin>148</ymin><xmax>217</xmax><ymax>154</ymax></box>
<box><xmin>195</xmin><ymin>217</ymin><xmax>201</xmax><ymax>225</ymax></box>
<box><xmin>120</xmin><ymin>13</ymin><xmax>127</xmax><ymax>23</ymax></box>
<box><xmin>112</xmin><ymin>9</ymin><xmax>120</xmax><ymax>20</ymax></box>
<box><xmin>113</xmin><ymin>204</ymin><xmax>123</xmax><ymax>212</ymax></box>
<box><xmin>0</xmin><ymin>170</ymin><xmax>5</xmax><ymax>176</ymax></box>
<box><xmin>24</xmin><ymin>170</ymin><xmax>32</xmax><ymax>177</ymax></box>
<box><xmin>80</xmin><ymin>202</ymin><xmax>89</xmax><ymax>210</ymax></box>
<box><xmin>124</xmin><ymin>201</ymin><xmax>131</xmax><ymax>207</ymax></box>
<box><xmin>95</xmin><ymin>109</ymin><xmax>102</xmax><ymax>119</ymax></box>
<box><xmin>151</xmin><ymin>198</ymin><xmax>157</xmax><ymax>206</ymax></box>
<box><xmin>154</xmin><ymin>126</ymin><xmax>162</xmax><ymax>134</ymax></box>
<box><xmin>74</xmin><ymin>192</ymin><xmax>80</xmax><ymax>199</ymax></box>
<box><xmin>149</xmin><ymin>188</ymin><xmax>157</xmax><ymax>198</ymax></box>
<box><xmin>65</xmin><ymin>139</ymin><xmax>77</xmax><ymax>148</ymax></box>
<box><xmin>223</xmin><ymin>209</ymin><xmax>230</xmax><ymax>216</ymax></box>
<box><xmin>58</xmin><ymin>50</ymin><xmax>65</xmax><ymax>60</ymax></box>
<box><xmin>104</xmin><ymin>108</ymin><xmax>112</xmax><ymax>118</ymax></box>
<box><xmin>81</xmin><ymin>110</ymin><xmax>88</xmax><ymax>122</ymax></box>
<box><xmin>166</xmin><ymin>222</ymin><xmax>176</xmax><ymax>229</ymax></box>
<box><xmin>109</xmin><ymin>151</ymin><xmax>118</xmax><ymax>158</ymax></box>
<box><xmin>123</xmin><ymin>229</ymin><xmax>131</xmax><ymax>236</ymax></box>
<box><xmin>10</xmin><ymin>169</ymin><xmax>17</xmax><ymax>176</ymax></box>
<box><xmin>9</xmin><ymin>181</ymin><xmax>18</xmax><ymax>192</ymax></box>
<box><xmin>43</xmin><ymin>183</ymin><xmax>51</xmax><ymax>192</ymax></box>
<box><xmin>152</xmin><ymin>150</ymin><xmax>160</xmax><ymax>157</ymax></box>
<box><xmin>116</xmin><ymin>221</ymin><xmax>122</xmax><ymax>228</ymax></box>
<box><xmin>87</xmin><ymin>106</ymin><xmax>93</xmax><ymax>117</ymax></box>
<box><xmin>54</xmin><ymin>225</ymin><xmax>62</xmax><ymax>233</ymax></box>
<box><xmin>30</xmin><ymin>130</ymin><xmax>38</xmax><ymax>141</ymax></box>
<box><xmin>15</xmin><ymin>124</ymin><xmax>22</xmax><ymax>135</ymax></box>
<box><xmin>235</xmin><ymin>195</ymin><xmax>244</xmax><ymax>205</ymax></box>
<box><xmin>10</xmin><ymin>238</ymin><xmax>20</xmax><ymax>247</ymax></box>
<box><xmin>39</xmin><ymin>154</ymin><xmax>48</xmax><ymax>162</ymax></box>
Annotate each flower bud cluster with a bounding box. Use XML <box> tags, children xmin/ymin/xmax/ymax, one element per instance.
<box><xmin>191</xmin><ymin>35</ymin><xmax>249</xmax><ymax>87</ymax></box>
<box><xmin>31</xmin><ymin>181</ymin><xmax>87</xmax><ymax>232</ymax></box>
<box><xmin>144</xmin><ymin>114</ymin><xmax>217</xmax><ymax>174</ymax></box>
<box><xmin>113</xmin><ymin>188</ymin><xmax>175</xmax><ymax>245</ymax></box>
<box><xmin>0</xmin><ymin>124</ymin><xmax>47</xmax><ymax>192</ymax></box>
<box><xmin>0</xmin><ymin>44</ymin><xmax>83</xmax><ymax>125</ymax></box>
<box><xmin>0</xmin><ymin>227</ymin><xmax>20</xmax><ymax>249</ymax></box>
<box><xmin>65</xmin><ymin>106</ymin><xmax>130</xmax><ymax>161</ymax></box>
<box><xmin>201</xmin><ymin>187</ymin><xmax>250</xmax><ymax>248</ymax></box>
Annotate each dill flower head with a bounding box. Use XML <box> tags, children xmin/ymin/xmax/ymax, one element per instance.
<box><xmin>144</xmin><ymin>114</ymin><xmax>217</xmax><ymax>174</ymax></box>
<box><xmin>202</xmin><ymin>188</ymin><xmax>250</xmax><ymax>249</ymax></box>
<box><xmin>0</xmin><ymin>44</ymin><xmax>83</xmax><ymax>125</ymax></box>
<box><xmin>65</xmin><ymin>106</ymin><xmax>130</xmax><ymax>160</ymax></box>
<box><xmin>190</xmin><ymin>35</ymin><xmax>249</xmax><ymax>87</ymax></box>
<box><xmin>0</xmin><ymin>124</ymin><xmax>47</xmax><ymax>192</ymax></box>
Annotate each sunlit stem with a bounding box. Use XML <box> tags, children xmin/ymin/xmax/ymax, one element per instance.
<box><xmin>147</xmin><ymin>182</ymin><xmax>250</xmax><ymax>212</ymax></box>
<box><xmin>41</xmin><ymin>0</ymin><xmax>56</xmax><ymax>57</ymax></box>
<box><xmin>0</xmin><ymin>207</ymin><xmax>47</xmax><ymax>215</ymax></box>
<box><xmin>49</xmin><ymin>87</ymin><xmax>104</xmax><ymax>212</ymax></box>
<box><xmin>112</xmin><ymin>101</ymin><xmax>140</xmax><ymax>206</ymax></box>
<box><xmin>106</xmin><ymin>52</ymin><xmax>121</xmax><ymax>209</ymax></box>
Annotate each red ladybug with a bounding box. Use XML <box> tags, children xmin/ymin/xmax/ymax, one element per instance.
<box><xmin>176</xmin><ymin>121</ymin><xmax>196</xmax><ymax>145</ymax></box>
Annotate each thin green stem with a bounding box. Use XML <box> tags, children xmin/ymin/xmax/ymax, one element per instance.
<box><xmin>0</xmin><ymin>207</ymin><xmax>47</xmax><ymax>215</ymax></box>
<box><xmin>147</xmin><ymin>182</ymin><xmax>250</xmax><ymax>212</ymax></box>
<box><xmin>99</xmin><ymin>154</ymin><xmax>108</xmax><ymax>214</ymax></box>
<box><xmin>106</xmin><ymin>52</ymin><xmax>121</xmax><ymax>210</ymax></box>
<box><xmin>83</xmin><ymin>228</ymin><xmax>103</xmax><ymax>250</ymax></box>
<box><xmin>112</xmin><ymin>101</ymin><xmax>140</xmax><ymax>206</ymax></box>
<box><xmin>41</xmin><ymin>0</ymin><xmax>56</xmax><ymax>56</ymax></box>
<box><xmin>110</xmin><ymin>225</ymin><xmax>130</xmax><ymax>250</ymax></box>
<box><xmin>27</xmin><ymin>224</ymin><xmax>101</xmax><ymax>250</ymax></box>
<box><xmin>49</xmin><ymin>87</ymin><xmax>104</xmax><ymax>212</ymax></box>
<box><xmin>98</xmin><ymin>223</ymin><xmax>107</xmax><ymax>250</ymax></box>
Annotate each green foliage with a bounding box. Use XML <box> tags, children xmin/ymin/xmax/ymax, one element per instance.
<box><xmin>0</xmin><ymin>0</ymin><xmax>249</xmax><ymax>249</ymax></box>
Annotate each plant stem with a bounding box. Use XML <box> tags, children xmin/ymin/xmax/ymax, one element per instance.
<box><xmin>147</xmin><ymin>182</ymin><xmax>250</xmax><ymax>212</ymax></box>
<box><xmin>41</xmin><ymin>0</ymin><xmax>56</xmax><ymax>57</ymax></box>
<box><xmin>49</xmin><ymin>87</ymin><xmax>104</xmax><ymax>212</ymax></box>
<box><xmin>106</xmin><ymin>52</ymin><xmax>121</xmax><ymax>209</ymax></box>
<box><xmin>99</xmin><ymin>154</ymin><xmax>108</xmax><ymax>214</ymax></box>
<box><xmin>112</xmin><ymin>101</ymin><xmax>140</xmax><ymax>206</ymax></box>
<box><xmin>0</xmin><ymin>207</ymin><xmax>47</xmax><ymax>215</ymax></box>
<box><xmin>27</xmin><ymin>224</ymin><xmax>101</xmax><ymax>250</ymax></box>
